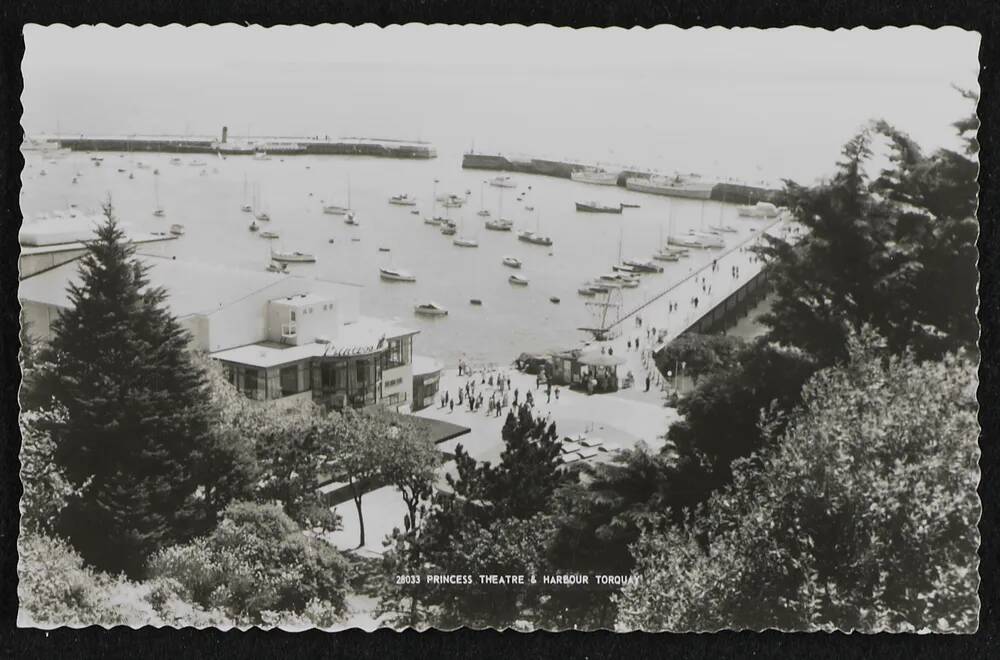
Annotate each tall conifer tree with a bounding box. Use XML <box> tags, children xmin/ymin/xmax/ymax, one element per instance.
<box><xmin>40</xmin><ymin>203</ymin><xmax>212</xmax><ymax>576</ymax></box>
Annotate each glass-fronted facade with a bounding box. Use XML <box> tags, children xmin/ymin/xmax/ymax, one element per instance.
<box><xmin>219</xmin><ymin>334</ymin><xmax>415</xmax><ymax>411</ymax></box>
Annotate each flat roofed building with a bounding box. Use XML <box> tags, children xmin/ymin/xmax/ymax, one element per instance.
<box><xmin>18</xmin><ymin>253</ymin><xmax>420</xmax><ymax>413</ymax></box>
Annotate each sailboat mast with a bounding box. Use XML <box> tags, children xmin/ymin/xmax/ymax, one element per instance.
<box><xmin>347</xmin><ymin>175</ymin><xmax>352</xmax><ymax>209</ymax></box>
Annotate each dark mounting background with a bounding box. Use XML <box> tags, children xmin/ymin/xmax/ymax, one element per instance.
<box><xmin>0</xmin><ymin>1</ymin><xmax>997</xmax><ymax>658</ymax></box>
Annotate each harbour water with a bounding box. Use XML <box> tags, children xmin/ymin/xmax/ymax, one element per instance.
<box><xmin>20</xmin><ymin>146</ymin><xmax>777</xmax><ymax>366</ymax></box>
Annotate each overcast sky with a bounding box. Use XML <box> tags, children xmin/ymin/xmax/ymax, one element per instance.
<box><xmin>21</xmin><ymin>25</ymin><xmax>981</xmax><ymax>182</ymax></box>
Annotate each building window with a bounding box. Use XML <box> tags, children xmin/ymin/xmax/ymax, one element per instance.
<box><xmin>384</xmin><ymin>377</ymin><xmax>403</xmax><ymax>388</ymax></box>
<box><xmin>280</xmin><ymin>365</ymin><xmax>300</xmax><ymax>396</ymax></box>
<box><xmin>244</xmin><ymin>368</ymin><xmax>261</xmax><ymax>399</ymax></box>
<box><xmin>383</xmin><ymin>336</ymin><xmax>411</xmax><ymax>369</ymax></box>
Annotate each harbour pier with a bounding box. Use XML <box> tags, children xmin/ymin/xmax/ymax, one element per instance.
<box><xmin>575</xmin><ymin>217</ymin><xmax>798</xmax><ymax>398</ymax></box>
<box><xmin>462</xmin><ymin>152</ymin><xmax>781</xmax><ymax>204</ymax></box>
<box><xmin>48</xmin><ymin>131</ymin><xmax>437</xmax><ymax>159</ymax></box>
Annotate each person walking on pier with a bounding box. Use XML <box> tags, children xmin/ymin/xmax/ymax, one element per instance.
<box><xmin>449</xmin><ymin>399</ymin><xmax>454</xmax><ymax>413</ymax></box>
<box><xmin>627</xmin><ymin>339</ymin><xmax>632</xmax><ymax>351</ymax></box>
<box><xmin>645</xmin><ymin>374</ymin><xmax>651</xmax><ymax>392</ymax></box>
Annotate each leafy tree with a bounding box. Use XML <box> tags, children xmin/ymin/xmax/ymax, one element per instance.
<box><xmin>148</xmin><ymin>501</ymin><xmax>349</xmax><ymax>624</ymax></box>
<box><xmin>327</xmin><ymin>408</ymin><xmax>399</xmax><ymax>547</ymax></box>
<box><xmin>539</xmin><ymin>444</ymin><xmax>676</xmax><ymax>629</ymax></box>
<box><xmin>253</xmin><ymin>406</ymin><xmax>340</xmax><ymax>534</ymax></box>
<box><xmin>377</xmin><ymin>407</ymin><xmax>569</xmax><ymax>629</ymax></box>
<box><xmin>618</xmin><ymin>332</ymin><xmax>979</xmax><ymax>632</ymax></box>
<box><xmin>759</xmin><ymin>101</ymin><xmax>978</xmax><ymax>364</ymax></box>
<box><xmin>666</xmin><ymin>339</ymin><xmax>817</xmax><ymax>502</ymax></box>
<box><xmin>654</xmin><ymin>333</ymin><xmax>745</xmax><ymax>384</ymax></box>
<box><xmin>18</xmin><ymin>406</ymin><xmax>83</xmax><ymax>535</ymax></box>
<box><xmin>379</xmin><ymin>414</ymin><xmax>441</xmax><ymax>534</ymax></box>
<box><xmin>35</xmin><ymin>204</ymin><xmax>216</xmax><ymax>576</ymax></box>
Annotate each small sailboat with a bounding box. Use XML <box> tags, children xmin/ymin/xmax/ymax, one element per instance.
<box><xmin>259</xmin><ymin>230</ymin><xmax>280</xmax><ymax>239</ymax></box>
<box><xmin>452</xmin><ymin>212</ymin><xmax>478</xmax><ymax>247</ymax></box>
<box><xmin>169</xmin><ymin>224</ymin><xmax>185</xmax><ymax>236</ymax></box>
<box><xmin>345</xmin><ymin>212</ymin><xmax>360</xmax><ymax>226</ymax></box>
<box><xmin>517</xmin><ymin>207</ymin><xmax>553</xmax><ymax>246</ymax></box>
<box><xmin>152</xmin><ymin>178</ymin><xmax>165</xmax><ymax>217</ymax></box>
<box><xmin>549</xmin><ymin>297</ymin><xmax>561</xmax><ymax>304</ymax></box>
<box><xmin>249</xmin><ymin>220</ymin><xmax>259</xmax><ymax>232</ymax></box>
<box><xmin>477</xmin><ymin>181</ymin><xmax>491</xmax><ymax>217</ymax></box>
<box><xmin>440</xmin><ymin>222</ymin><xmax>457</xmax><ymax>236</ymax></box>
<box><xmin>414</xmin><ymin>302</ymin><xmax>448</xmax><ymax>317</ymax></box>
<box><xmin>424</xmin><ymin>216</ymin><xmax>443</xmax><ymax>226</ymax></box>
<box><xmin>253</xmin><ymin>184</ymin><xmax>271</xmax><ymax>222</ymax></box>
<box><xmin>502</xmin><ymin>256</ymin><xmax>522</xmax><ymax>269</ymax></box>
<box><xmin>241</xmin><ymin>174</ymin><xmax>253</xmax><ymax>212</ymax></box>
<box><xmin>508</xmin><ymin>274</ymin><xmax>529</xmax><ymax>286</ymax></box>
<box><xmin>379</xmin><ymin>267</ymin><xmax>416</xmax><ymax>282</ymax></box>
<box><xmin>324</xmin><ymin>176</ymin><xmax>352</xmax><ymax>215</ymax></box>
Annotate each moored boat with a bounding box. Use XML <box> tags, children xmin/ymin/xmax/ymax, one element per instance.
<box><xmin>453</xmin><ymin>237</ymin><xmax>479</xmax><ymax>247</ymax></box>
<box><xmin>502</xmin><ymin>256</ymin><xmax>522</xmax><ymax>269</ymax></box>
<box><xmin>379</xmin><ymin>267</ymin><xmax>416</xmax><ymax>282</ymax></box>
<box><xmin>271</xmin><ymin>250</ymin><xmax>316</xmax><ymax>263</ymax></box>
<box><xmin>344</xmin><ymin>212</ymin><xmax>360</xmax><ymax>226</ymax></box>
<box><xmin>389</xmin><ymin>193</ymin><xmax>417</xmax><ymax>206</ymax></box>
<box><xmin>508</xmin><ymin>274</ymin><xmax>529</xmax><ymax>286</ymax></box>
<box><xmin>576</xmin><ymin>201</ymin><xmax>623</xmax><ymax>214</ymax></box>
<box><xmin>571</xmin><ymin>168</ymin><xmax>620</xmax><ymax>186</ymax></box>
<box><xmin>518</xmin><ymin>230</ymin><xmax>553</xmax><ymax>246</ymax></box>
<box><xmin>623</xmin><ymin>259</ymin><xmax>664</xmax><ymax>273</ymax></box>
<box><xmin>424</xmin><ymin>216</ymin><xmax>443</xmax><ymax>226</ymax></box>
<box><xmin>169</xmin><ymin>224</ymin><xmax>185</xmax><ymax>236</ymax></box>
<box><xmin>414</xmin><ymin>302</ymin><xmax>448</xmax><ymax>317</ymax></box>
<box><xmin>485</xmin><ymin>217</ymin><xmax>513</xmax><ymax>231</ymax></box>
<box><xmin>737</xmin><ymin>201</ymin><xmax>780</xmax><ymax>218</ymax></box>
<box><xmin>667</xmin><ymin>235</ymin><xmax>707</xmax><ymax>249</ymax></box>
<box><xmin>440</xmin><ymin>222</ymin><xmax>457</xmax><ymax>236</ymax></box>
<box><xmin>259</xmin><ymin>230</ymin><xmax>280</xmax><ymax>239</ymax></box>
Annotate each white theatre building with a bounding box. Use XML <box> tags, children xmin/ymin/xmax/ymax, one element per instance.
<box><xmin>19</xmin><ymin>251</ymin><xmax>440</xmax><ymax>412</ymax></box>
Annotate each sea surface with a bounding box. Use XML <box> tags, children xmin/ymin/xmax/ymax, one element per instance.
<box><xmin>20</xmin><ymin>147</ymin><xmax>774</xmax><ymax>367</ymax></box>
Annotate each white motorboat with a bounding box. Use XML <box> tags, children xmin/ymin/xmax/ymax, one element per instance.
<box><xmin>453</xmin><ymin>237</ymin><xmax>479</xmax><ymax>248</ymax></box>
<box><xmin>478</xmin><ymin>209</ymin><xmax>491</xmax><ymax>217</ymax></box>
<box><xmin>737</xmin><ymin>201</ymin><xmax>780</xmax><ymax>218</ymax></box>
<box><xmin>424</xmin><ymin>216</ymin><xmax>443</xmax><ymax>226</ymax></box>
<box><xmin>653</xmin><ymin>248</ymin><xmax>682</xmax><ymax>262</ymax></box>
<box><xmin>271</xmin><ymin>250</ymin><xmax>316</xmax><ymax>263</ymax></box>
<box><xmin>169</xmin><ymin>157</ymin><xmax>181</xmax><ymax>165</ymax></box>
<box><xmin>571</xmin><ymin>168</ymin><xmax>620</xmax><ymax>186</ymax></box>
<box><xmin>708</xmin><ymin>223</ymin><xmax>738</xmax><ymax>233</ymax></box>
<box><xmin>502</xmin><ymin>256</ymin><xmax>522</xmax><ymax>269</ymax></box>
<box><xmin>169</xmin><ymin>224</ymin><xmax>185</xmax><ymax>236</ymax></box>
<box><xmin>508</xmin><ymin>274</ymin><xmax>529</xmax><ymax>286</ymax></box>
<box><xmin>667</xmin><ymin>235</ymin><xmax>708</xmax><ymax>249</ymax></box>
<box><xmin>259</xmin><ymin>230</ymin><xmax>280</xmax><ymax>239</ymax></box>
<box><xmin>440</xmin><ymin>222</ymin><xmax>457</xmax><ymax>235</ymax></box>
<box><xmin>414</xmin><ymin>302</ymin><xmax>448</xmax><ymax>317</ymax></box>
<box><xmin>623</xmin><ymin>259</ymin><xmax>664</xmax><ymax>273</ymax></box>
<box><xmin>389</xmin><ymin>194</ymin><xmax>417</xmax><ymax>206</ymax></box>
<box><xmin>345</xmin><ymin>212</ymin><xmax>360</xmax><ymax>226</ymax></box>
<box><xmin>485</xmin><ymin>217</ymin><xmax>513</xmax><ymax>231</ymax></box>
<box><xmin>379</xmin><ymin>267</ymin><xmax>416</xmax><ymax>282</ymax></box>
